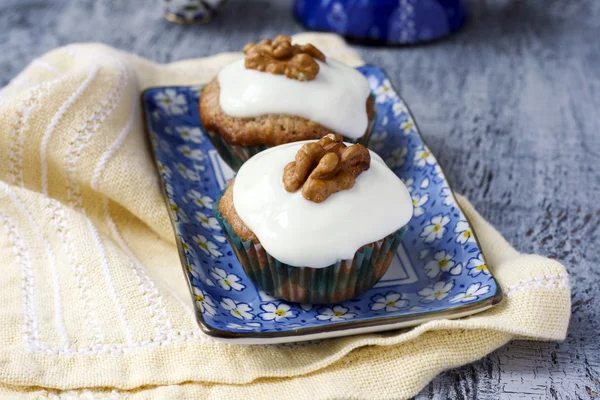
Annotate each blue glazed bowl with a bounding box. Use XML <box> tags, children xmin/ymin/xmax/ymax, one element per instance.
<box><xmin>293</xmin><ymin>0</ymin><xmax>467</xmax><ymax>44</ymax></box>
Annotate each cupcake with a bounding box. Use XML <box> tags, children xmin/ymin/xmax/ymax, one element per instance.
<box><xmin>199</xmin><ymin>35</ymin><xmax>376</xmax><ymax>171</ymax></box>
<box><xmin>214</xmin><ymin>134</ymin><xmax>412</xmax><ymax>304</ymax></box>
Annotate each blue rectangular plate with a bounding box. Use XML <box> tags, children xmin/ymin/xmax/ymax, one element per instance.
<box><xmin>142</xmin><ymin>65</ymin><xmax>502</xmax><ymax>344</ymax></box>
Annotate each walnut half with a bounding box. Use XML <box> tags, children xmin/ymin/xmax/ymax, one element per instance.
<box><xmin>243</xmin><ymin>35</ymin><xmax>326</xmax><ymax>81</ymax></box>
<box><xmin>283</xmin><ymin>134</ymin><xmax>371</xmax><ymax>203</ymax></box>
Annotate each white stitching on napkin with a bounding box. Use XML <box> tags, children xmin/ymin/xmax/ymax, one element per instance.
<box><xmin>36</xmin><ymin>330</ymin><xmax>207</xmax><ymax>356</ymax></box>
<box><xmin>65</xmin><ymin>59</ymin><xmax>128</xmax><ymax>212</ymax></box>
<box><xmin>90</xmin><ymin>95</ymin><xmax>137</xmax><ymax>191</ymax></box>
<box><xmin>60</xmin><ymin>59</ymin><xmax>130</xmax><ymax>345</ymax></box>
<box><xmin>87</xmin><ymin>216</ymin><xmax>134</xmax><ymax>346</ymax></box>
<box><xmin>9</xmin><ymin>82</ymin><xmax>51</xmax><ymax>187</ymax></box>
<box><xmin>40</xmin><ymin>64</ymin><xmax>99</xmax><ymax>196</ymax></box>
<box><xmin>103</xmin><ymin>198</ymin><xmax>173</xmax><ymax>339</ymax></box>
<box><xmin>0</xmin><ymin>183</ymin><xmax>71</xmax><ymax>350</ymax></box>
<box><xmin>48</xmin><ymin>199</ymin><xmax>105</xmax><ymax>347</ymax></box>
<box><xmin>85</xmin><ymin>62</ymin><xmax>174</xmax><ymax>344</ymax></box>
<box><xmin>88</xmin><ymin>91</ymin><xmax>142</xmax><ymax>346</ymax></box>
<box><xmin>503</xmin><ymin>273</ymin><xmax>570</xmax><ymax>297</ymax></box>
<box><xmin>2</xmin><ymin>201</ymin><xmax>210</xmax><ymax>355</ymax></box>
<box><xmin>0</xmin><ymin>212</ymin><xmax>41</xmax><ymax>351</ymax></box>
<box><xmin>92</xmin><ymin>95</ymin><xmax>203</xmax><ymax>329</ymax></box>
<box><xmin>41</xmin><ymin>57</ymin><xmax>129</xmax><ymax>350</ymax></box>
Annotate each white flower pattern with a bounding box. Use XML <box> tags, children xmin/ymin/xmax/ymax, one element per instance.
<box><xmin>165</xmin><ymin>183</ymin><xmax>176</xmax><ymax>197</ymax></box>
<box><xmin>212</xmin><ymin>234</ymin><xmax>227</xmax><ymax>243</ymax></box>
<box><xmin>157</xmin><ymin>161</ymin><xmax>171</xmax><ymax>178</ymax></box>
<box><xmin>373</xmin><ymin>78</ymin><xmax>396</xmax><ymax>103</ymax></box>
<box><xmin>424</xmin><ymin>250</ymin><xmax>462</xmax><ymax>278</ymax></box>
<box><xmin>420</xmin><ymin>214</ymin><xmax>451</xmax><ymax>243</ymax></box>
<box><xmin>187</xmin><ymin>262</ymin><xmax>215</xmax><ymax>287</ymax></box>
<box><xmin>392</xmin><ymin>102</ymin><xmax>405</xmax><ymax>117</ymax></box>
<box><xmin>455</xmin><ymin>220</ymin><xmax>475</xmax><ymax>245</ymax></box>
<box><xmin>178</xmin><ymin>145</ymin><xmax>206</xmax><ymax>161</ymax></box>
<box><xmin>414</xmin><ymin>146</ymin><xmax>436</xmax><ymax>168</ymax></box>
<box><xmin>441</xmin><ymin>186</ymin><xmax>456</xmax><ymax>206</ymax></box>
<box><xmin>432</xmin><ymin>164</ymin><xmax>445</xmax><ymax>182</ymax></box>
<box><xmin>193</xmin><ymin>287</ymin><xmax>216</xmax><ymax>316</ymax></box>
<box><xmin>418</xmin><ymin>280</ymin><xmax>455</xmax><ymax>302</ymax></box>
<box><xmin>400</xmin><ymin>118</ymin><xmax>415</xmax><ymax>135</ymax></box>
<box><xmin>220</xmin><ymin>297</ymin><xmax>254</xmax><ymax>320</ymax></box>
<box><xmin>226</xmin><ymin>322</ymin><xmax>261</xmax><ymax>330</ymax></box>
<box><xmin>316</xmin><ymin>305</ymin><xmax>356</xmax><ymax>322</ymax></box>
<box><xmin>187</xmin><ymin>190</ymin><xmax>214</xmax><ymax>209</ymax></box>
<box><xmin>175</xmin><ymin>162</ymin><xmax>201</xmax><ymax>181</ymax></box>
<box><xmin>169</xmin><ymin>199</ymin><xmax>188</xmax><ymax>223</ymax></box>
<box><xmin>192</xmin><ymin>234</ymin><xmax>223</xmax><ymax>257</ymax></box>
<box><xmin>209</xmin><ymin>267</ymin><xmax>245</xmax><ymax>291</ymax></box>
<box><xmin>467</xmin><ymin>253</ymin><xmax>490</xmax><ymax>277</ymax></box>
<box><xmin>175</xmin><ymin>126</ymin><xmax>204</xmax><ymax>143</ymax></box>
<box><xmin>259</xmin><ymin>303</ymin><xmax>297</xmax><ymax>322</ymax></box>
<box><xmin>155</xmin><ymin>89</ymin><xmax>187</xmax><ymax>114</ymax></box>
<box><xmin>450</xmin><ymin>283</ymin><xmax>490</xmax><ymax>303</ymax></box>
<box><xmin>196</xmin><ymin>211</ymin><xmax>220</xmax><ymax>230</ymax></box>
<box><xmin>370</xmin><ymin>292</ymin><xmax>408</xmax><ymax>312</ymax></box>
<box><xmin>412</xmin><ymin>193</ymin><xmax>429</xmax><ymax>217</ymax></box>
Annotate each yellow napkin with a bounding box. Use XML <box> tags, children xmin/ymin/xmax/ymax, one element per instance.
<box><xmin>0</xmin><ymin>33</ymin><xmax>570</xmax><ymax>399</ymax></box>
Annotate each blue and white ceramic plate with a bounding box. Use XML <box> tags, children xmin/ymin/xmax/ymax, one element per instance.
<box><xmin>142</xmin><ymin>65</ymin><xmax>502</xmax><ymax>344</ymax></box>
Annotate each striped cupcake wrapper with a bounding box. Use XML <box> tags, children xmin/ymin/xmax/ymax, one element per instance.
<box><xmin>214</xmin><ymin>199</ymin><xmax>407</xmax><ymax>304</ymax></box>
<box><xmin>204</xmin><ymin>110</ymin><xmax>377</xmax><ymax>172</ymax></box>
<box><xmin>204</xmin><ymin>130</ymin><xmax>269</xmax><ymax>172</ymax></box>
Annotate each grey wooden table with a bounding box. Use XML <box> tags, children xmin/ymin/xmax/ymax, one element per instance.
<box><xmin>1</xmin><ymin>0</ymin><xmax>598</xmax><ymax>398</ymax></box>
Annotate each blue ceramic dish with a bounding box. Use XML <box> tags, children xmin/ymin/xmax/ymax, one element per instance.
<box><xmin>142</xmin><ymin>65</ymin><xmax>502</xmax><ymax>344</ymax></box>
<box><xmin>294</xmin><ymin>0</ymin><xmax>467</xmax><ymax>44</ymax></box>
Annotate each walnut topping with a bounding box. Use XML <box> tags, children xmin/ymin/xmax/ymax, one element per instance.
<box><xmin>243</xmin><ymin>35</ymin><xmax>326</xmax><ymax>81</ymax></box>
<box><xmin>283</xmin><ymin>134</ymin><xmax>371</xmax><ymax>203</ymax></box>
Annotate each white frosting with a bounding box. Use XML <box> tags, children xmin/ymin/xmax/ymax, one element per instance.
<box><xmin>217</xmin><ymin>59</ymin><xmax>371</xmax><ymax>140</ymax></box>
<box><xmin>232</xmin><ymin>141</ymin><xmax>413</xmax><ymax>268</ymax></box>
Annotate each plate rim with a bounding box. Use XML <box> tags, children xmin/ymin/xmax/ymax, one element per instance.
<box><xmin>141</xmin><ymin>69</ymin><xmax>503</xmax><ymax>344</ymax></box>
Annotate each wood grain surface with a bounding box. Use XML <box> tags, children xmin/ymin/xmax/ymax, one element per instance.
<box><xmin>1</xmin><ymin>0</ymin><xmax>598</xmax><ymax>398</ymax></box>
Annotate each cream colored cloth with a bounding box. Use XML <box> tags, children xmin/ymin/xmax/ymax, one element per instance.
<box><xmin>0</xmin><ymin>33</ymin><xmax>570</xmax><ymax>400</ymax></box>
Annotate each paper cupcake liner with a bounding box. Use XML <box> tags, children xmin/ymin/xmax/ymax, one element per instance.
<box><xmin>214</xmin><ymin>200</ymin><xmax>407</xmax><ymax>304</ymax></box>
<box><xmin>204</xmin><ymin>110</ymin><xmax>377</xmax><ymax>172</ymax></box>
